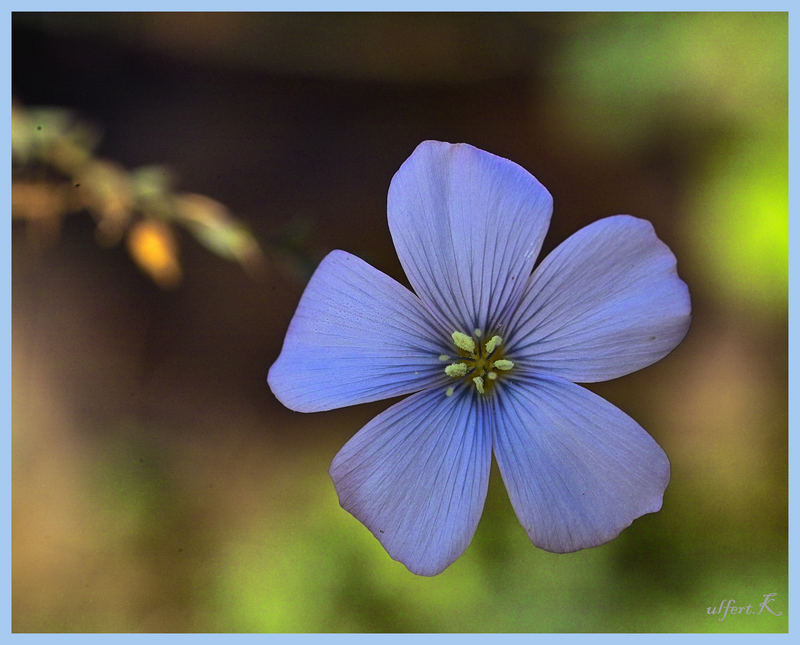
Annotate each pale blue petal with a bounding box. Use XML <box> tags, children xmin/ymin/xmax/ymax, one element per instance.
<box><xmin>492</xmin><ymin>374</ymin><xmax>669</xmax><ymax>553</ymax></box>
<box><xmin>388</xmin><ymin>140</ymin><xmax>553</xmax><ymax>334</ymax></box>
<box><xmin>330</xmin><ymin>387</ymin><xmax>492</xmax><ymax>576</ymax></box>
<box><xmin>505</xmin><ymin>215</ymin><xmax>691</xmax><ymax>382</ymax></box>
<box><xmin>268</xmin><ymin>250</ymin><xmax>448</xmax><ymax>412</ymax></box>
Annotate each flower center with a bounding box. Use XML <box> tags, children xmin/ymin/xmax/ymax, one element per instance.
<box><xmin>442</xmin><ymin>329</ymin><xmax>514</xmax><ymax>396</ymax></box>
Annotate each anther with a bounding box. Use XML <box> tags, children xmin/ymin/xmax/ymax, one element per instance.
<box><xmin>472</xmin><ymin>376</ymin><xmax>485</xmax><ymax>394</ymax></box>
<box><xmin>445</xmin><ymin>362</ymin><xmax>467</xmax><ymax>378</ymax></box>
<box><xmin>451</xmin><ymin>331</ymin><xmax>476</xmax><ymax>354</ymax></box>
<box><xmin>438</xmin><ymin>354</ymin><xmax>450</xmax><ymax>362</ymax></box>
<box><xmin>445</xmin><ymin>386</ymin><xmax>455</xmax><ymax>397</ymax></box>
<box><xmin>487</xmin><ymin>371</ymin><xmax>497</xmax><ymax>380</ymax></box>
<box><xmin>493</xmin><ymin>359</ymin><xmax>514</xmax><ymax>371</ymax></box>
<box><xmin>484</xmin><ymin>335</ymin><xmax>502</xmax><ymax>354</ymax></box>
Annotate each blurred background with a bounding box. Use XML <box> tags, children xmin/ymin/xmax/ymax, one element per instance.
<box><xmin>12</xmin><ymin>12</ymin><xmax>787</xmax><ymax>633</ymax></box>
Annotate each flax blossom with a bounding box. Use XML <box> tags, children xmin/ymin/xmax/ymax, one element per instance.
<box><xmin>268</xmin><ymin>141</ymin><xmax>691</xmax><ymax>576</ymax></box>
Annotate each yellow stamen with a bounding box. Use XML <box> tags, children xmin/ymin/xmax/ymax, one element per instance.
<box><xmin>451</xmin><ymin>331</ymin><xmax>476</xmax><ymax>353</ymax></box>
<box><xmin>445</xmin><ymin>362</ymin><xmax>467</xmax><ymax>378</ymax></box>
<box><xmin>485</xmin><ymin>335</ymin><xmax>503</xmax><ymax>354</ymax></box>
<box><xmin>441</xmin><ymin>329</ymin><xmax>512</xmax><ymax>396</ymax></box>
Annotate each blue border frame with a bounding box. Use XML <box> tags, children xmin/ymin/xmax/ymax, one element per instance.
<box><xmin>5</xmin><ymin>6</ymin><xmax>792</xmax><ymax>640</ymax></box>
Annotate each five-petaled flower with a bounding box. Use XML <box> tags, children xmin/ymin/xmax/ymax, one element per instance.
<box><xmin>268</xmin><ymin>141</ymin><xmax>691</xmax><ymax>576</ymax></box>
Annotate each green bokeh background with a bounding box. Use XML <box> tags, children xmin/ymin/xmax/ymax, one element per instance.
<box><xmin>12</xmin><ymin>12</ymin><xmax>787</xmax><ymax>633</ymax></box>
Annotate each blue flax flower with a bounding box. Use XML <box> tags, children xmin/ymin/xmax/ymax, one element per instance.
<box><xmin>268</xmin><ymin>141</ymin><xmax>691</xmax><ymax>576</ymax></box>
